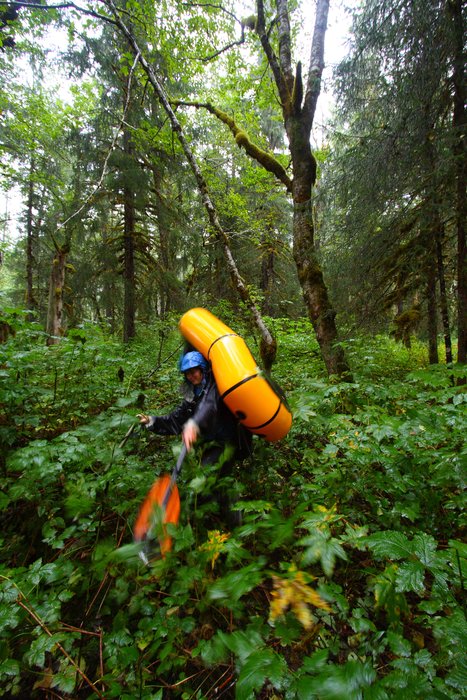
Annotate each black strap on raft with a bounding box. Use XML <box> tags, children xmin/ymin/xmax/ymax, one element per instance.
<box><xmin>244</xmin><ymin>398</ymin><xmax>283</xmax><ymax>431</ymax></box>
<box><xmin>206</xmin><ymin>332</ymin><xmax>290</xmax><ymax>435</ymax></box>
<box><xmin>209</xmin><ymin>333</ymin><xmax>260</xmax><ymax>401</ymax></box>
<box><xmin>207</xmin><ymin>333</ymin><xmax>239</xmax><ymax>359</ymax></box>
<box><xmin>221</xmin><ymin>374</ymin><xmax>258</xmax><ymax>401</ymax></box>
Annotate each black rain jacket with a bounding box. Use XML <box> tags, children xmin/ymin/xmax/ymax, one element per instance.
<box><xmin>147</xmin><ymin>369</ymin><xmax>252</xmax><ymax>458</ymax></box>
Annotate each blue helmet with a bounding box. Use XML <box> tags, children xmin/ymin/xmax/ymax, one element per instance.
<box><xmin>179</xmin><ymin>351</ymin><xmax>208</xmax><ymax>373</ymax></box>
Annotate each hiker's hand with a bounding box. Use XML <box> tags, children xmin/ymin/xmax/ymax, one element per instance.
<box><xmin>137</xmin><ymin>413</ymin><xmax>150</xmax><ymax>425</ymax></box>
<box><xmin>183</xmin><ymin>420</ymin><xmax>199</xmax><ymax>451</ymax></box>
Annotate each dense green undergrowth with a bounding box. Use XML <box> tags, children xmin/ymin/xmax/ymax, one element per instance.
<box><xmin>0</xmin><ymin>311</ymin><xmax>465</xmax><ymax>699</ymax></box>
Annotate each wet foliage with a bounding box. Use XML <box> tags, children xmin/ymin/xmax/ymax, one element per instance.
<box><xmin>0</xmin><ymin>310</ymin><xmax>465</xmax><ymax>698</ymax></box>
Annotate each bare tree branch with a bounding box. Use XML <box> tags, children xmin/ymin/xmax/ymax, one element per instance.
<box><xmin>103</xmin><ymin>0</ymin><xmax>277</xmax><ymax>368</ymax></box>
<box><xmin>199</xmin><ymin>30</ymin><xmax>245</xmax><ymax>62</ymax></box>
<box><xmin>254</xmin><ymin>0</ymin><xmax>290</xmax><ymax>109</ymax></box>
<box><xmin>0</xmin><ymin>1</ymin><xmax>119</xmax><ymax>26</ymax></box>
<box><xmin>303</xmin><ymin>0</ymin><xmax>330</xmax><ymax>129</ymax></box>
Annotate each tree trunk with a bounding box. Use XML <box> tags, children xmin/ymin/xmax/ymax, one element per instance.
<box><xmin>426</xmin><ymin>257</ymin><xmax>438</xmax><ymax>364</ymax></box>
<box><xmin>25</xmin><ymin>157</ymin><xmax>36</xmax><ymax>321</ymax></box>
<box><xmin>449</xmin><ymin>0</ymin><xmax>466</xmax><ymax>364</ymax></box>
<box><xmin>434</xmin><ymin>224</ymin><xmax>453</xmax><ymax>364</ymax></box>
<box><xmin>123</xmin><ymin>131</ymin><xmax>136</xmax><ymax>343</ymax></box>
<box><xmin>292</xmin><ymin>197</ymin><xmax>347</xmax><ymax>374</ymax></box>
<box><xmin>256</xmin><ymin>0</ymin><xmax>351</xmax><ymax>378</ymax></box>
<box><xmin>46</xmin><ymin>242</ymin><xmax>69</xmax><ymax>345</ymax></box>
<box><xmin>260</xmin><ymin>227</ymin><xmax>275</xmax><ymax>316</ymax></box>
<box><xmin>102</xmin><ymin>227</ymin><xmax>116</xmax><ymax>331</ymax></box>
<box><xmin>423</xmin><ymin>121</ymin><xmax>453</xmax><ymax>366</ymax></box>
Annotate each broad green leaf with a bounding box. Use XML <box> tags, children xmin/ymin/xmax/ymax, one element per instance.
<box><xmin>208</xmin><ymin>560</ymin><xmax>265</xmax><ymax>604</ymax></box>
<box><xmin>323</xmin><ymin>443</ymin><xmax>339</xmax><ymax>457</ymax></box>
<box><xmin>395</xmin><ymin>560</ymin><xmax>426</xmax><ymax>594</ymax></box>
<box><xmin>0</xmin><ymin>659</ymin><xmax>20</xmax><ymax>679</ymax></box>
<box><xmin>196</xmin><ymin>634</ymin><xmax>229</xmax><ymax>665</ymax></box>
<box><xmin>236</xmin><ymin>649</ymin><xmax>287</xmax><ymax>700</ymax></box>
<box><xmin>412</xmin><ymin>532</ymin><xmax>438</xmax><ymax>567</ymax></box>
<box><xmin>0</xmin><ymin>605</ymin><xmax>19</xmax><ymax>632</ymax></box>
<box><xmin>216</xmin><ymin>630</ymin><xmax>263</xmax><ymax>663</ymax></box>
<box><xmin>25</xmin><ymin>633</ymin><xmax>64</xmax><ymax>668</ymax></box>
<box><xmin>51</xmin><ymin>660</ymin><xmax>77</xmax><ymax>694</ymax></box>
<box><xmin>372</xmin><ymin>564</ymin><xmax>409</xmax><ymax>622</ymax></box>
<box><xmin>365</xmin><ymin>531</ymin><xmax>413</xmax><ymax>560</ymax></box>
<box><xmin>386</xmin><ymin>631</ymin><xmax>411</xmax><ymax>657</ymax></box>
<box><xmin>188</xmin><ymin>475</ymin><xmax>206</xmax><ymax>493</ymax></box>
<box><xmin>446</xmin><ymin>657</ymin><xmax>467</xmax><ymax>692</ymax></box>
<box><xmin>448</xmin><ymin>539</ymin><xmax>467</xmax><ymax>559</ymax></box>
<box><xmin>302</xmin><ymin>660</ymin><xmax>377</xmax><ymax>699</ymax></box>
<box><xmin>299</xmin><ymin>529</ymin><xmax>347</xmax><ymax>577</ymax></box>
<box><xmin>301</xmin><ymin>648</ymin><xmax>330</xmax><ymax>673</ymax></box>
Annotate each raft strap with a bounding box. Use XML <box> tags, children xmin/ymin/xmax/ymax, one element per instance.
<box><xmin>244</xmin><ymin>399</ymin><xmax>283</xmax><ymax>431</ymax></box>
<box><xmin>207</xmin><ymin>333</ymin><xmax>239</xmax><ymax>359</ymax></box>
<box><xmin>221</xmin><ymin>373</ymin><xmax>285</xmax><ymax>431</ymax></box>
<box><xmin>220</xmin><ymin>373</ymin><xmax>258</xmax><ymax>401</ymax></box>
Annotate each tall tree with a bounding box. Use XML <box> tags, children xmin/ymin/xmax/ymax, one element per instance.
<box><xmin>448</xmin><ymin>0</ymin><xmax>466</xmax><ymax>364</ymax></box>
<box><xmin>171</xmin><ymin>0</ymin><xmax>351</xmax><ymax>376</ymax></box>
<box><xmin>45</xmin><ymin>238</ymin><xmax>69</xmax><ymax>344</ymax></box>
<box><xmin>254</xmin><ymin>0</ymin><xmax>350</xmax><ymax>377</ymax></box>
<box><xmin>323</xmin><ymin>0</ymin><xmax>464</xmax><ymax>362</ymax></box>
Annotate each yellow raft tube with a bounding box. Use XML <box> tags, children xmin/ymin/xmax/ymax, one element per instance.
<box><xmin>179</xmin><ymin>308</ymin><xmax>292</xmax><ymax>442</ymax></box>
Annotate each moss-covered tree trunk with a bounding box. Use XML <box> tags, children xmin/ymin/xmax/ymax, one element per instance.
<box><xmin>449</xmin><ymin>0</ymin><xmax>466</xmax><ymax>364</ymax></box>
<box><xmin>46</xmin><ymin>242</ymin><xmax>69</xmax><ymax>345</ymax></box>
<box><xmin>256</xmin><ymin>0</ymin><xmax>350</xmax><ymax>377</ymax></box>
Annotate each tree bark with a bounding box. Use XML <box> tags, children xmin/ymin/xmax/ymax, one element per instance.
<box><xmin>103</xmin><ymin>229</ymin><xmax>116</xmax><ymax>331</ymax></box>
<box><xmin>423</xmin><ymin>130</ymin><xmax>452</xmax><ymax>365</ymax></box>
<box><xmin>46</xmin><ymin>241</ymin><xmax>69</xmax><ymax>345</ymax></box>
<box><xmin>260</xmin><ymin>226</ymin><xmax>275</xmax><ymax>316</ymax></box>
<box><xmin>426</xmin><ymin>257</ymin><xmax>438</xmax><ymax>364</ymax></box>
<box><xmin>434</xmin><ymin>224</ymin><xmax>453</xmax><ymax>364</ymax></box>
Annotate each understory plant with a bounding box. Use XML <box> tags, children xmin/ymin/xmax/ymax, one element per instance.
<box><xmin>0</xmin><ymin>317</ymin><xmax>465</xmax><ymax>698</ymax></box>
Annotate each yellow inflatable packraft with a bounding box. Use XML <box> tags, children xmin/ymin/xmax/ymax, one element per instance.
<box><xmin>179</xmin><ymin>308</ymin><xmax>292</xmax><ymax>442</ymax></box>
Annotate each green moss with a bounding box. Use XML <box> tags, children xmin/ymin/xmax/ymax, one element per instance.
<box><xmin>241</xmin><ymin>15</ymin><xmax>257</xmax><ymax>30</ymax></box>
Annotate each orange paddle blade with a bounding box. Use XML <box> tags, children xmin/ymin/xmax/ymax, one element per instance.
<box><xmin>134</xmin><ymin>475</ymin><xmax>180</xmax><ymax>556</ymax></box>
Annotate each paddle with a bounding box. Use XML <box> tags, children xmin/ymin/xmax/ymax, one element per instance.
<box><xmin>133</xmin><ymin>444</ymin><xmax>187</xmax><ymax>563</ymax></box>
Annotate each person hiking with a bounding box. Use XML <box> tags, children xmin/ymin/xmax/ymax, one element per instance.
<box><xmin>138</xmin><ymin>350</ymin><xmax>252</xmax><ymax>526</ymax></box>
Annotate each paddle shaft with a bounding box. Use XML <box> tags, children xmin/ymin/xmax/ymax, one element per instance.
<box><xmin>162</xmin><ymin>443</ymin><xmax>187</xmax><ymax>508</ymax></box>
